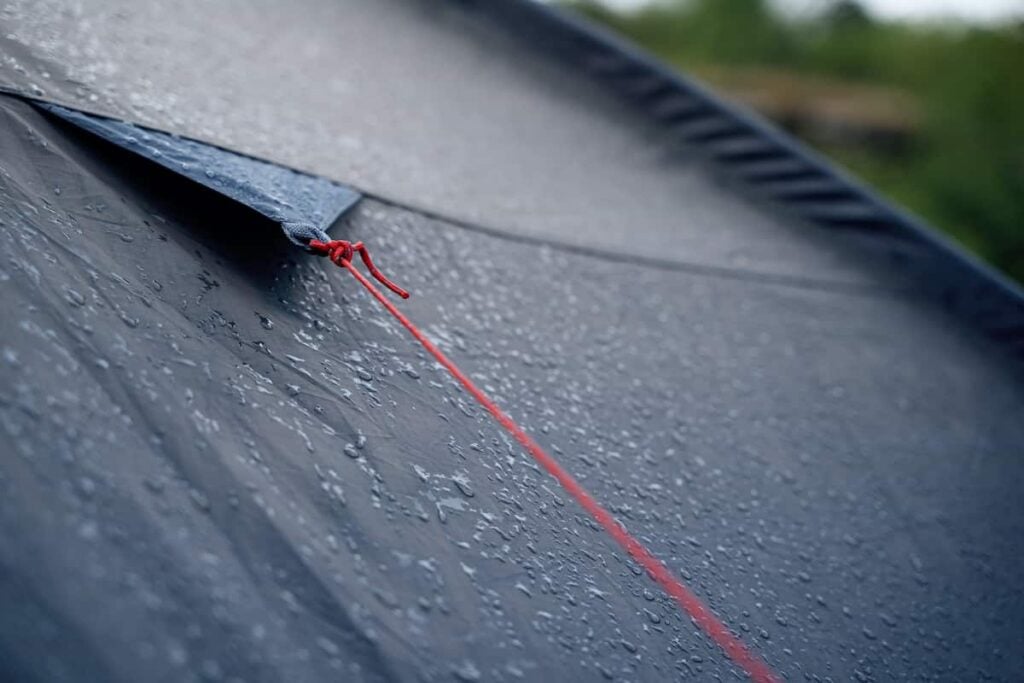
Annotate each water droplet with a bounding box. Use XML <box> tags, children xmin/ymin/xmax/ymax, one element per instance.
<box><xmin>453</xmin><ymin>660</ymin><xmax>481</xmax><ymax>681</ymax></box>
<box><xmin>190</xmin><ymin>489</ymin><xmax>211</xmax><ymax>512</ymax></box>
<box><xmin>316</xmin><ymin>636</ymin><xmax>340</xmax><ymax>656</ymax></box>
<box><xmin>64</xmin><ymin>288</ymin><xmax>86</xmax><ymax>307</ymax></box>
<box><xmin>452</xmin><ymin>472</ymin><xmax>475</xmax><ymax>498</ymax></box>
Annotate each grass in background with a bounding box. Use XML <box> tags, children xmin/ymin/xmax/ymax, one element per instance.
<box><xmin>564</xmin><ymin>0</ymin><xmax>1024</xmax><ymax>282</ymax></box>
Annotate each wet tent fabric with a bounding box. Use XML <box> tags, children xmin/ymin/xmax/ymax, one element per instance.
<box><xmin>0</xmin><ymin>2</ymin><xmax>1023</xmax><ymax>683</ymax></box>
<box><xmin>3</xmin><ymin>91</ymin><xmax>1024</xmax><ymax>683</ymax></box>
<box><xmin>2</xmin><ymin>0</ymin><xmax>1018</xmax><ymax>333</ymax></box>
<box><xmin>37</xmin><ymin>103</ymin><xmax>362</xmax><ymax>244</ymax></box>
<box><xmin>0</xmin><ymin>0</ymin><xmax>973</xmax><ymax>289</ymax></box>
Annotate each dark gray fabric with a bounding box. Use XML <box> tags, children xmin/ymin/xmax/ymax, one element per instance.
<box><xmin>0</xmin><ymin>0</ymin><xmax>927</xmax><ymax>287</ymax></box>
<box><xmin>1</xmin><ymin>0</ymin><xmax>1023</xmax><ymax>679</ymax></box>
<box><xmin>2</xmin><ymin>95</ymin><xmax>1023</xmax><ymax>682</ymax></box>
<box><xmin>37</xmin><ymin>102</ymin><xmax>359</xmax><ymax>245</ymax></box>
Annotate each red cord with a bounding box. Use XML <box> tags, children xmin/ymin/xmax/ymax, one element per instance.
<box><xmin>309</xmin><ymin>239</ymin><xmax>410</xmax><ymax>299</ymax></box>
<box><xmin>318</xmin><ymin>242</ymin><xmax>779</xmax><ymax>683</ymax></box>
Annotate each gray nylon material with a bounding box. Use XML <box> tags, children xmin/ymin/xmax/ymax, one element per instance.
<box><xmin>1</xmin><ymin>1</ymin><xmax>1024</xmax><ymax>680</ymax></box>
<box><xmin>38</xmin><ymin>102</ymin><xmax>360</xmax><ymax>243</ymax></box>
<box><xmin>1</xmin><ymin>97</ymin><xmax>1022</xmax><ymax>681</ymax></box>
<box><xmin>0</xmin><ymin>0</ymin><xmax>932</xmax><ymax>287</ymax></box>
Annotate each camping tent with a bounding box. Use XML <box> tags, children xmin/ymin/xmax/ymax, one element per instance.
<box><xmin>1</xmin><ymin>1</ymin><xmax>1022</xmax><ymax>680</ymax></box>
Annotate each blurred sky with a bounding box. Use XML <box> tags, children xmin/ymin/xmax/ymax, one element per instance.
<box><xmin>586</xmin><ymin>0</ymin><xmax>1024</xmax><ymax>23</ymax></box>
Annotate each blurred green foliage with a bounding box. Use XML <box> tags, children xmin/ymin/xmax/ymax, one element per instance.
<box><xmin>565</xmin><ymin>0</ymin><xmax>1024</xmax><ymax>282</ymax></box>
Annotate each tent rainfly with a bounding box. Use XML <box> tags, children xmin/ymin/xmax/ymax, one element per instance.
<box><xmin>0</xmin><ymin>1</ymin><xmax>1022</xmax><ymax>681</ymax></box>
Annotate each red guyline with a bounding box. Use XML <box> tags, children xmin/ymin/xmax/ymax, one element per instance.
<box><xmin>310</xmin><ymin>239</ymin><xmax>410</xmax><ymax>299</ymax></box>
<box><xmin>313</xmin><ymin>240</ymin><xmax>779</xmax><ymax>683</ymax></box>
